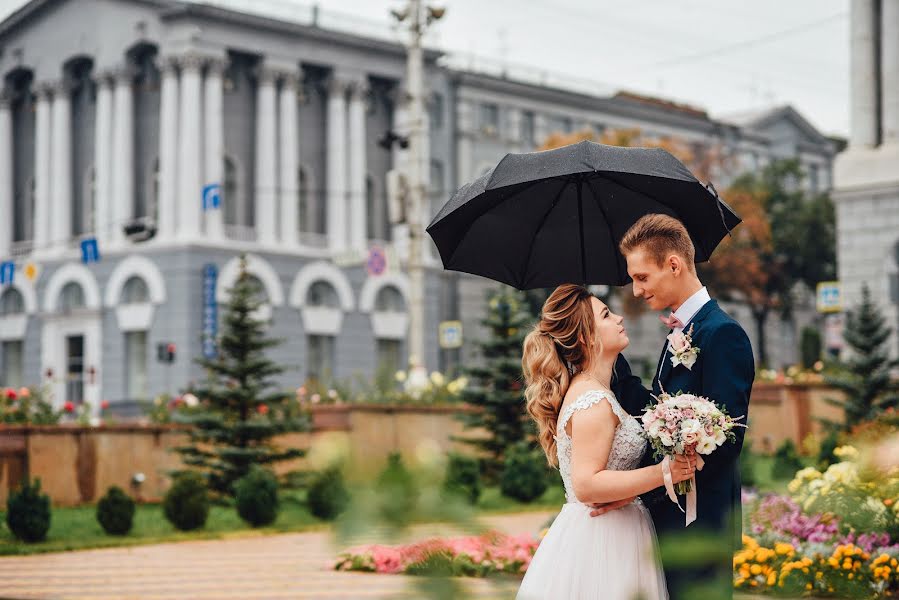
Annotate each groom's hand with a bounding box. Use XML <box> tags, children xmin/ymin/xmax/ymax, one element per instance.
<box><xmin>588</xmin><ymin>497</ymin><xmax>635</xmax><ymax>517</ymax></box>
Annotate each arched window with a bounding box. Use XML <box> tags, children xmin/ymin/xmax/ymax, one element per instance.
<box><xmin>375</xmin><ymin>285</ymin><xmax>405</xmax><ymax>312</ymax></box>
<box><xmin>59</xmin><ymin>282</ymin><xmax>86</xmax><ymax>313</ymax></box>
<box><xmin>307</xmin><ymin>280</ymin><xmax>339</xmax><ymax>308</ymax></box>
<box><xmin>0</xmin><ymin>288</ymin><xmax>25</xmax><ymax>315</ymax></box>
<box><xmin>224</xmin><ymin>156</ymin><xmax>238</xmax><ymax>225</ymax></box>
<box><xmin>244</xmin><ymin>274</ymin><xmax>268</xmax><ymax>302</ymax></box>
<box><xmin>121</xmin><ymin>276</ymin><xmax>150</xmax><ymax>304</ymax></box>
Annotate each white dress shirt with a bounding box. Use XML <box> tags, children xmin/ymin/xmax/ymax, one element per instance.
<box><xmin>670</xmin><ymin>286</ymin><xmax>711</xmax><ymax>333</ymax></box>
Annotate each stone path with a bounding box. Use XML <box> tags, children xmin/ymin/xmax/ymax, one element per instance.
<box><xmin>0</xmin><ymin>512</ymin><xmax>554</xmax><ymax>600</ymax></box>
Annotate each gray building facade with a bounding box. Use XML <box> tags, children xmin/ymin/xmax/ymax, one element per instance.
<box><xmin>0</xmin><ymin>0</ymin><xmax>839</xmax><ymax>416</ymax></box>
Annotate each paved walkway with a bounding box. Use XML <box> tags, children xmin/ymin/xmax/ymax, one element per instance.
<box><xmin>0</xmin><ymin>512</ymin><xmax>554</xmax><ymax>600</ymax></box>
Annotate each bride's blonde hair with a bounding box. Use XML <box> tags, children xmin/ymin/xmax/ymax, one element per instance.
<box><xmin>522</xmin><ymin>284</ymin><xmax>601</xmax><ymax>467</ymax></box>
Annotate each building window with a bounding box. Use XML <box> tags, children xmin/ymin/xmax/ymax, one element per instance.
<box><xmin>59</xmin><ymin>282</ymin><xmax>86</xmax><ymax>313</ymax></box>
<box><xmin>244</xmin><ymin>274</ymin><xmax>268</xmax><ymax>302</ymax></box>
<box><xmin>307</xmin><ymin>334</ymin><xmax>335</xmax><ymax>384</ymax></box>
<box><xmin>376</xmin><ymin>338</ymin><xmax>402</xmax><ymax>375</ymax></box>
<box><xmin>307</xmin><ymin>281</ymin><xmax>339</xmax><ymax>308</ymax></box>
<box><xmin>298</xmin><ymin>166</ymin><xmax>311</xmax><ymax>234</ymax></box>
<box><xmin>0</xmin><ymin>288</ymin><xmax>25</xmax><ymax>315</ymax></box>
<box><xmin>521</xmin><ymin>111</ymin><xmax>535</xmax><ymax>145</ymax></box>
<box><xmin>224</xmin><ymin>156</ymin><xmax>239</xmax><ymax>225</ymax></box>
<box><xmin>429</xmin><ymin>160</ymin><xmax>445</xmax><ymax>224</ymax></box>
<box><xmin>480</xmin><ymin>103</ymin><xmax>499</xmax><ymax>134</ymax></box>
<box><xmin>2</xmin><ymin>340</ymin><xmax>24</xmax><ymax>389</ymax></box>
<box><xmin>125</xmin><ymin>330</ymin><xmax>148</xmax><ymax>401</ymax></box>
<box><xmin>121</xmin><ymin>276</ymin><xmax>150</xmax><ymax>304</ymax></box>
<box><xmin>366</xmin><ymin>175</ymin><xmax>377</xmax><ymax>240</ymax></box>
<box><xmin>429</xmin><ymin>93</ymin><xmax>444</xmax><ymax>130</ymax></box>
<box><xmin>375</xmin><ymin>285</ymin><xmax>405</xmax><ymax>312</ymax></box>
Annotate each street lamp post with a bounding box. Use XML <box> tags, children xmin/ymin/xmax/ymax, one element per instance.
<box><xmin>392</xmin><ymin>0</ymin><xmax>443</xmax><ymax>391</ymax></box>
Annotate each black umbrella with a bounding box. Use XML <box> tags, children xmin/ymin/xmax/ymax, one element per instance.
<box><xmin>426</xmin><ymin>140</ymin><xmax>741</xmax><ymax>290</ymax></box>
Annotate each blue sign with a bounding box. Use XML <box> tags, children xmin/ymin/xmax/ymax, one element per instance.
<box><xmin>80</xmin><ymin>238</ymin><xmax>100</xmax><ymax>264</ymax></box>
<box><xmin>0</xmin><ymin>261</ymin><xmax>14</xmax><ymax>285</ymax></box>
<box><xmin>202</xmin><ymin>183</ymin><xmax>221</xmax><ymax>211</ymax></box>
<box><xmin>202</xmin><ymin>263</ymin><xmax>218</xmax><ymax>358</ymax></box>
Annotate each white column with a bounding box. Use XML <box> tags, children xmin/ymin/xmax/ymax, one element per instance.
<box><xmin>33</xmin><ymin>84</ymin><xmax>53</xmax><ymax>253</ymax></box>
<box><xmin>254</xmin><ymin>66</ymin><xmax>278</xmax><ymax>246</ymax></box>
<box><xmin>348</xmin><ymin>80</ymin><xmax>368</xmax><ymax>250</ymax></box>
<box><xmin>0</xmin><ymin>94</ymin><xmax>13</xmax><ymax>257</ymax></box>
<box><xmin>156</xmin><ymin>57</ymin><xmax>179</xmax><ymax>242</ymax></box>
<box><xmin>850</xmin><ymin>0</ymin><xmax>879</xmax><ymax>148</ymax></box>
<box><xmin>112</xmin><ymin>67</ymin><xmax>135</xmax><ymax>245</ymax></box>
<box><xmin>204</xmin><ymin>58</ymin><xmax>226</xmax><ymax>241</ymax></box>
<box><xmin>882</xmin><ymin>0</ymin><xmax>899</xmax><ymax>144</ymax></box>
<box><xmin>326</xmin><ymin>78</ymin><xmax>348</xmax><ymax>252</ymax></box>
<box><xmin>92</xmin><ymin>72</ymin><xmax>114</xmax><ymax>245</ymax></box>
<box><xmin>278</xmin><ymin>72</ymin><xmax>299</xmax><ymax>246</ymax></box>
<box><xmin>50</xmin><ymin>79</ymin><xmax>73</xmax><ymax>253</ymax></box>
<box><xmin>177</xmin><ymin>54</ymin><xmax>204</xmax><ymax>241</ymax></box>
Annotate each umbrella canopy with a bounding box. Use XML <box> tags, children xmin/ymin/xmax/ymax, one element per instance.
<box><xmin>426</xmin><ymin>140</ymin><xmax>741</xmax><ymax>290</ymax></box>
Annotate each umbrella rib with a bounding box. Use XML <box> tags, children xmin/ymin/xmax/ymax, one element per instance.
<box><xmin>586</xmin><ymin>177</ymin><xmax>624</xmax><ymax>285</ymax></box>
<box><xmin>519</xmin><ymin>177</ymin><xmax>571</xmax><ymax>288</ymax></box>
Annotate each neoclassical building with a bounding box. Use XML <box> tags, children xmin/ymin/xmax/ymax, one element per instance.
<box><xmin>0</xmin><ymin>0</ymin><xmax>839</xmax><ymax>414</ymax></box>
<box><xmin>833</xmin><ymin>0</ymin><xmax>899</xmax><ymax>358</ymax></box>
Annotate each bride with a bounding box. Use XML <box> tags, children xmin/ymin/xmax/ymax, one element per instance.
<box><xmin>517</xmin><ymin>284</ymin><xmax>694</xmax><ymax>600</ymax></box>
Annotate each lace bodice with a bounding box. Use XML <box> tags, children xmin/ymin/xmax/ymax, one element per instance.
<box><xmin>555</xmin><ymin>389</ymin><xmax>648</xmax><ymax>504</ymax></box>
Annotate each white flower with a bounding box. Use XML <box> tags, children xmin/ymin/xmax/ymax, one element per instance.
<box><xmin>680</xmin><ymin>352</ymin><xmax>699</xmax><ymax>369</ymax></box>
<box><xmin>182</xmin><ymin>393</ymin><xmax>199</xmax><ymax>407</ymax></box>
<box><xmin>659</xmin><ymin>431</ymin><xmax>674</xmax><ymax>447</ymax></box>
<box><xmin>395</xmin><ymin>370</ymin><xmax>407</xmax><ymax>383</ymax></box>
<box><xmin>696</xmin><ymin>438</ymin><xmax>717</xmax><ymax>455</ymax></box>
<box><xmin>681</xmin><ymin>419</ymin><xmax>702</xmax><ymax>435</ymax></box>
<box><xmin>668</xmin><ymin>331</ymin><xmax>690</xmax><ymax>354</ymax></box>
<box><xmin>429</xmin><ymin>371</ymin><xmax>445</xmax><ymax>386</ymax></box>
<box><xmin>713</xmin><ymin>427</ymin><xmax>727</xmax><ymax>445</ymax></box>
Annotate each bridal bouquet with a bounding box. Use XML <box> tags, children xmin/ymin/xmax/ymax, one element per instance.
<box><xmin>641</xmin><ymin>392</ymin><xmax>746</xmax><ymax>495</ymax></box>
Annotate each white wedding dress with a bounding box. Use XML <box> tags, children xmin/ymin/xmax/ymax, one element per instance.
<box><xmin>517</xmin><ymin>389</ymin><xmax>669</xmax><ymax>600</ymax></box>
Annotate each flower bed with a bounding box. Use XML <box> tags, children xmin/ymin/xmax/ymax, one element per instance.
<box><xmin>334</xmin><ymin>530</ymin><xmax>540</xmax><ymax>577</ymax></box>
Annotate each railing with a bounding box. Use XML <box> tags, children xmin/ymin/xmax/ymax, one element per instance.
<box><xmin>8</xmin><ymin>240</ymin><xmax>33</xmax><ymax>258</ymax></box>
<box><xmin>224</xmin><ymin>224</ymin><xmax>258</xmax><ymax>243</ymax></box>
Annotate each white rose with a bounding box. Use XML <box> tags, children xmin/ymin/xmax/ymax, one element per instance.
<box><xmin>681</xmin><ymin>419</ymin><xmax>702</xmax><ymax>435</ymax></box>
<box><xmin>668</xmin><ymin>332</ymin><xmax>689</xmax><ymax>353</ymax></box>
<box><xmin>659</xmin><ymin>431</ymin><xmax>674</xmax><ymax>447</ymax></box>
<box><xmin>680</xmin><ymin>351</ymin><xmax>698</xmax><ymax>370</ymax></box>
<box><xmin>648</xmin><ymin>419</ymin><xmax>665</xmax><ymax>437</ymax></box>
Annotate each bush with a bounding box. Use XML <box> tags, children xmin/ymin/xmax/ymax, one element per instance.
<box><xmin>500</xmin><ymin>442</ymin><xmax>548</xmax><ymax>503</ymax></box>
<box><xmin>772</xmin><ymin>439</ymin><xmax>804</xmax><ymax>481</ymax></box>
<box><xmin>234</xmin><ymin>466</ymin><xmax>279</xmax><ymax>527</ymax></box>
<box><xmin>817</xmin><ymin>428</ymin><xmax>841</xmax><ymax>470</ymax></box>
<box><xmin>739</xmin><ymin>441</ymin><xmax>757</xmax><ymax>488</ymax></box>
<box><xmin>6</xmin><ymin>478</ymin><xmax>51</xmax><ymax>543</ymax></box>
<box><xmin>96</xmin><ymin>486</ymin><xmax>135</xmax><ymax>535</ymax></box>
<box><xmin>307</xmin><ymin>466</ymin><xmax>350</xmax><ymax>521</ymax></box>
<box><xmin>442</xmin><ymin>453</ymin><xmax>482</xmax><ymax>504</ymax></box>
<box><xmin>800</xmin><ymin>326</ymin><xmax>822</xmax><ymax>369</ymax></box>
<box><xmin>376</xmin><ymin>453</ymin><xmax>419</xmax><ymax>527</ymax></box>
<box><xmin>163</xmin><ymin>472</ymin><xmax>209</xmax><ymax>531</ymax></box>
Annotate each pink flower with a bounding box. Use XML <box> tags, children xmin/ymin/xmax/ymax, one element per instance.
<box><xmin>668</xmin><ymin>331</ymin><xmax>689</xmax><ymax>353</ymax></box>
<box><xmin>5</xmin><ymin>388</ymin><xmax>16</xmax><ymax>401</ymax></box>
<box><xmin>18</xmin><ymin>387</ymin><xmax>30</xmax><ymax>398</ymax></box>
<box><xmin>63</xmin><ymin>401</ymin><xmax>75</xmax><ymax>413</ymax></box>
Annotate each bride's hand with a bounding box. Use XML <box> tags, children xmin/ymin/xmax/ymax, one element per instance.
<box><xmin>589</xmin><ymin>497</ymin><xmax>636</xmax><ymax>518</ymax></box>
<box><xmin>670</xmin><ymin>453</ymin><xmax>696</xmax><ymax>484</ymax></box>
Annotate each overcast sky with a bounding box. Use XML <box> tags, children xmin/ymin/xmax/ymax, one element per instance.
<box><xmin>1</xmin><ymin>0</ymin><xmax>850</xmax><ymax>136</ymax></box>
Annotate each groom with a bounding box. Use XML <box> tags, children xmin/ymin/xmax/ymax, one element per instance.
<box><xmin>604</xmin><ymin>214</ymin><xmax>755</xmax><ymax>600</ymax></box>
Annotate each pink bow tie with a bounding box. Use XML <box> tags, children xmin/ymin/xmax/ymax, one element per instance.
<box><xmin>659</xmin><ymin>313</ymin><xmax>685</xmax><ymax>329</ymax></box>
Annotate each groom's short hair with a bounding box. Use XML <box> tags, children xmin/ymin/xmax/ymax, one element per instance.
<box><xmin>619</xmin><ymin>214</ymin><xmax>695</xmax><ymax>270</ymax></box>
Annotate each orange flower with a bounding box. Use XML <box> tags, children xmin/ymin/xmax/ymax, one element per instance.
<box><xmin>257</xmin><ymin>404</ymin><xmax>269</xmax><ymax>415</ymax></box>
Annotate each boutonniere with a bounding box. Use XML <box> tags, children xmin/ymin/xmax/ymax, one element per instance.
<box><xmin>668</xmin><ymin>323</ymin><xmax>700</xmax><ymax>370</ymax></box>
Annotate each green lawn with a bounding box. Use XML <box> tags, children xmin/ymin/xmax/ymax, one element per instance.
<box><xmin>0</xmin><ymin>485</ymin><xmax>565</xmax><ymax>556</ymax></box>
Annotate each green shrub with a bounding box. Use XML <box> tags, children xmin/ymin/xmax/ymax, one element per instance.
<box><xmin>739</xmin><ymin>441</ymin><xmax>757</xmax><ymax>488</ymax></box>
<box><xmin>500</xmin><ymin>442</ymin><xmax>548</xmax><ymax>503</ymax></box>
<box><xmin>442</xmin><ymin>453</ymin><xmax>482</xmax><ymax>504</ymax></box>
<box><xmin>800</xmin><ymin>326</ymin><xmax>822</xmax><ymax>369</ymax></box>
<box><xmin>96</xmin><ymin>486</ymin><xmax>135</xmax><ymax>535</ymax></box>
<box><xmin>6</xmin><ymin>478</ymin><xmax>51</xmax><ymax>543</ymax></box>
<box><xmin>817</xmin><ymin>428</ymin><xmax>841</xmax><ymax>470</ymax></box>
<box><xmin>163</xmin><ymin>472</ymin><xmax>209</xmax><ymax>531</ymax></box>
<box><xmin>376</xmin><ymin>453</ymin><xmax>418</xmax><ymax>526</ymax></box>
<box><xmin>771</xmin><ymin>439</ymin><xmax>804</xmax><ymax>481</ymax></box>
<box><xmin>234</xmin><ymin>466</ymin><xmax>279</xmax><ymax>527</ymax></box>
<box><xmin>307</xmin><ymin>466</ymin><xmax>350</xmax><ymax>521</ymax></box>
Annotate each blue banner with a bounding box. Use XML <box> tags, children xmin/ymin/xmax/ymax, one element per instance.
<box><xmin>0</xmin><ymin>261</ymin><xmax>14</xmax><ymax>285</ymax></box>
<box><xmin>80</xmin><ymin>238</ymin><xmax>100</xmax><ymax>264</ymax></box>
<box><xmin>202</xmin><ymin>183</ymin><xmax>221</xmax><ymax>211</ymax></box>
<box><xmin>202</xmin><ymin>263</ymin><xmax>218</xmax><ymax>359</ymax></box>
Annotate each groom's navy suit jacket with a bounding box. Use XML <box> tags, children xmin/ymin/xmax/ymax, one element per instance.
<box><xmin>612</xmin><ymin>300</ymin><xmax>755</xmax><ymax>597</ymax></box>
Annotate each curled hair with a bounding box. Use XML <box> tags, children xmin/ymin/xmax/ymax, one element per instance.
<box><xmin>522</xmin><ymin>284</ymin><xmax>599</xmax><ymax>467</ymax></box>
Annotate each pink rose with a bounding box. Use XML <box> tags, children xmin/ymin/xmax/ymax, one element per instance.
<box><xmin>668</xmin><ymin>331</ymin><xmax>689</xmax><ymax>353</ymax></box>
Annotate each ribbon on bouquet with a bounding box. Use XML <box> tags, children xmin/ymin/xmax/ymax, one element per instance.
<box><xmin>661</xmin><ymin>454</ymin><xmax>705</xmax><ymax>526</ymax></box>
